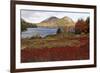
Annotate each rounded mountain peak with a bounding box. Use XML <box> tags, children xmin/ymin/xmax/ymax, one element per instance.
<box><xmin>41</xmin><ymin>16</ymin><xmax>59</xmax><ymax>23</ymax></box>
<box><xmin>62</xmin><ymin>16</ymin><xmax>74</xmax><ymax>22</ymax></box>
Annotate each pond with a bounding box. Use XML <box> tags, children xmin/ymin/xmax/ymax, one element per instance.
<box><xmin>21</xmin><ymin>27</ymin><xmax>58</xmax><ymax>38</ymax></box>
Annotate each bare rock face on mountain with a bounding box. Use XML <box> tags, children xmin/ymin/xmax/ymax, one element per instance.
<box><xmin>41</xmin><ymin>16</ymin><xmax>59</xmax><ymax>23</ymax></box>
<box><xmin>37</xmin><ymin>16</ymin><xmax>59</xmax><ymax>27</ymax></box>
<box><xmin>37</xmin><ymin>16</ymin><xmax>75</xmax><ymax>32</ymax></box>
<box><xmin>38</xmin><ymin>16</ymin><xmax>75</xmax><ymax>28</ymax></box>
<box><xmin>56</xmin><ymin>16</ymin><xmax>75</xmax><ymax>32</ymax></box>
<box><xmin>56</xmin><ymin>16</ymin><xmax>75</xmax><ymax>27</ymax></box>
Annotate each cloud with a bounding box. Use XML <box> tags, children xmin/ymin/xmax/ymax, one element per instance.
<box><xmin>21</xmin><ymin>10</ymin><xmax>90</xmax><ymax>23</ymax></box>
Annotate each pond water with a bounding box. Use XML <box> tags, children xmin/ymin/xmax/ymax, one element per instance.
<box><xmin>21</xmin><ymin>27</ymin><xmax>58</xmax><ymax>38</ymax></box>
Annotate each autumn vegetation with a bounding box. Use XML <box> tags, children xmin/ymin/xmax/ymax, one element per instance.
<box><xmin>21</xmin><ymin>17</ymin><xmax>90</xmax><ymax>62</ymax></box>
<box><xmin>21</xmin><ymin>19</ymin><xmax>37</xmax><ymax>31</ymax></box>
<box><xmin>75</xmin><ymin>17</ymin><xmax>89</xmax><ymax>34</ymax></box>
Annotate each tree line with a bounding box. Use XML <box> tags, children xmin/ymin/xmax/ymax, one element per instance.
<box><xmin>21</xmin><ymin>17</ymin><xmax>90</xmax><ymax>35</ymax></box>
<box><xmin>21</xmin><ymin>19</ymin><xmax>37</xmax><ymax>31</ymax></box>
<box><xmin>75</xmin><ymin>17</ymin><xmax>89</xmax><ymax>34</ymax></box>
<box><xmin>57</xmin><ymin>17</ymin><xmax>90</xmax><ymax>34</ymax></box>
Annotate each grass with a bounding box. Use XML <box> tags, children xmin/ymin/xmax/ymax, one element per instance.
<box><xmin>21</xmin><ymin>33</ymin><xmax>84</xmax><ymax>49</ymax></box>
<box><xmin>21</xmin><ymin>33</ymin><xmax>89</xmax><ymax>62</ymax></box>
<box><xmin>22</xmin><ymin>33</ymin><xmax>88</xmax><ymax>49</ymax></box>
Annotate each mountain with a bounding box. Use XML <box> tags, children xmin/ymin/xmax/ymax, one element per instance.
<box><xmin>56</xmin><ymin>16</ymin><xmax>75</xmax><ymax>27</ymax></box>
<box><xmin>41</xmin><ymin>16</ymin><xmax>59</xmax><ymax>23</ymax></box>
<box><xmin>37</xmin><ymin>16</ymin><xmax>59</xmax><ymax>27</ymax></box>
<box><xmin>36</xmin><ymin>16</ymin><xmax>75</xmax><ymax>28</ymax></box>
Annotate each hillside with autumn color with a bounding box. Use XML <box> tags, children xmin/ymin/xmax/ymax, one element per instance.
<box><xmin>21</xmin><ymin>17</ymin><xmax>90</xmax><ymax>63</ymax></box>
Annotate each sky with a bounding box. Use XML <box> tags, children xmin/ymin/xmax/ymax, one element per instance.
<box><xmin>21</xmin><ymin>9</ymin><xmax>90</xmax><ymax>23</ymax></box>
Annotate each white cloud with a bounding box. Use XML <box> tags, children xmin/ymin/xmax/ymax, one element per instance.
<box><xmin>21</xmin><ymin>10</ymin><xmax>90</xmax><ymax>23</ymax></box>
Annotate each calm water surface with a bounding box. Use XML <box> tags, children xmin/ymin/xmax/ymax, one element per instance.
<box><xmin>21</xmin><ymin>27</ymin><xmax>58</xmax><ymax>38</ymax></box>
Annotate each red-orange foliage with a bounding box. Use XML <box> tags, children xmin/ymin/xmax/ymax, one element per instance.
<box><xmin>75</xmin><ymin>18</ymin><xmax>89</xmax><ymax>34</ymax></box>
<box><xmin>21</xmin><ymin>36</ymin><xmax>89</xmax><ymax>62</ymax></box>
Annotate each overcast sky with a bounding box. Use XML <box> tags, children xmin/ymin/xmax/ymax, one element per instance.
<box><xmin>21</xmin><ymin>10</ymin><xmax>90</xmax><ymax>23</ymax></box>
